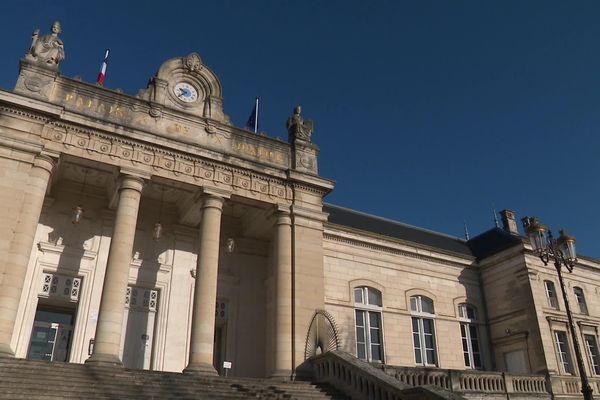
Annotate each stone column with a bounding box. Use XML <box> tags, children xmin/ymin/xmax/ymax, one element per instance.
<box><xmin>86</xmin><ymin>175</ymin><xmax>144</xmax><ymax>366</ymax></box>
<box><xmin>271</xmin><ymin>208</ymin><xmax>293</xmax><ymax>378</ymax></box>
<box><xmin>0</xmin><ymin>155</ymin><xmax>54</xmax><ymax>356</ymax></box>
<box><xmin>184</xmin><ymin>194</ymin><xmax>225</xmax><ymax>375</ymax></box>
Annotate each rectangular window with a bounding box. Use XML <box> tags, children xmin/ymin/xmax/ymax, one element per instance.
<box><xmin>369</xmin><ymin>312</ymin><xmax>383</xmax><ymax>361</ymax></box>
<box><xmin>412</xmin><ymin>317</ymin><xmax>437</xmax><ymax>366</ymax></box>
<box><xmin>412</xmin><ymin>317</ymin><xmax>422</xmax><ymax>364</ymax></box>
<box><xmin>545</xmin><ymin>281</ymin><xmax>559</xmax><ymax>309</ymax></box>
<box><xmin>355</xmin><ymin>310</ymin><xmax>367</xmax><ymax>360</ymax></box>
<box><xmin>355</xmin><ymin>310</ymin><xmax>383</xmax><ymax>362</ymax></box>
<box><xmin>574</xmin><ymin>288</ymin><xmax>588</xmax><ymax>315</ymax></box>
<box><xmin>554</xmin><ymin>331</ymin><xmax>573</xmax><ymax>374</ymax></box>
<box><xmin>461</xmin><ymin>323</ymin><xmax>482</xmax><ymax>369</ymax></box>
<box><xmin>584</xmin><ymin>335</ymin><xmax>600</xmax><ymax>375</ymax></box>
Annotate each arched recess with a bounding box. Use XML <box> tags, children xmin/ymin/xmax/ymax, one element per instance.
<box><xmin>304</xmin><ymin>309</ymin><xmax>341</xmax><ymax>360</ymax></box>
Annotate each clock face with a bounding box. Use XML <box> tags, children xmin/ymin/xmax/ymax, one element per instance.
<box><xmin>173</xmin><ymin>82</ymin><xmax>198</xmax><ymax>103</ymax></box>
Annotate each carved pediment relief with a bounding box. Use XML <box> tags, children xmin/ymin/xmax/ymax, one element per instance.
<box><xmin>137</xmin><ymin>52</ymin><xmax>229</xmax><ymax>124</ymax></box>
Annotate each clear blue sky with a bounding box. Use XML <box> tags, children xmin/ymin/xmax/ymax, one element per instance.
<box><xmin>1</xmin><ymin>1</ymin><xmax>599</xmax><ymax>258</ymax></box>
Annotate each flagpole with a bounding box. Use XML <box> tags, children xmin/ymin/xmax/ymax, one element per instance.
<box><xmin>254</xmin><ymin>97</ymin><xmax>259</xmax><ymax>133</ymax></box>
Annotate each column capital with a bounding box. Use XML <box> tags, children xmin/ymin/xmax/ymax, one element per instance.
<box><xmin>117</xmin><ymin>174</ymin><xmax>145</xmax><ymax>194</ymax></box>
<box><xmin>199</xmin><ymin>187</ymin><xmax>230</xmax><ymax>211</ymax></box>
<box><xmin>201</xmin><ymin>194</ymin><xmax>225</xmax><ymax>212</ymax></box>
<box><xmin>273</xmin><ymin>205</ymin><xmax>292</xmax><ymax>226</ymax></box>
<box><xmin>119</xmin><ymin>166</ymin><xmax>152</xmax><ymax>180</ymax></box>
<box><xmin>201</xmin><ymin>186</ymin><xmax>231</xmax><ymax>199</ymax></box>
<box><xmin>32</xmin><ymin>154</ymin><xmax>56</xmax><ymax>174</ymax></box>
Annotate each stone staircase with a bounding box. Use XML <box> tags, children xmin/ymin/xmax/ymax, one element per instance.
<box><xmin>0</xmin><ymin>357</ymin><xmax>348</xmax><ymax>399</ymax></box>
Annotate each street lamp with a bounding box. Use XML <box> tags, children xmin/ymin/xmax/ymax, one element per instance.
<box><xmin>522</xmin><ymin>216</ymin><xmax>593</xmax><ymax>400</ymax></box>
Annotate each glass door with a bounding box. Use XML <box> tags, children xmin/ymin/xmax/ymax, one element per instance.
<box><xmin>27</xmin><ymin>308</ymin><xmax>75</xmax><ymax>362</ymax></box>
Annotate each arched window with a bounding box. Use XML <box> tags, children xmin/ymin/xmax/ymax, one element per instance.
<box><xmin>410</xmin><ymin>295</ymin><xmax>437</xmax><ymax>366</ymax></box>
<box><xmin>354</xmin><ymin>286</ymin><xmax>384</xmax><ymax>362</ymax></box>
<box><xmin>573</xmin><ymin>287</ymin><xmax>588</xmax><ymax>315</ymax></box>
<box><xmin>544</xmin><ymin>280</ymin><xmax>559</xmax><ymax>309</ymax></box>
<box><xmin>458</xmin><ymin>303</ymin><xmax>482</xmax><ymax>369</ymax></box>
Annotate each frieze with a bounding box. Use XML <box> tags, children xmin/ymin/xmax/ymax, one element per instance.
<box><xmin>40</xmin><ymin>120</ymin><xmax>293</xmax><ymax>204</ymax></box>
<box><xmin>55</xmin><ymin>84</ymin><xmax>289</xmax><ymax>168</ymax></box>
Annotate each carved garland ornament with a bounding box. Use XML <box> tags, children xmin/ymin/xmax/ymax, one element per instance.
<box><xmin>38</xmin><ymin>119</ymin><xmax>293</xmax><ymax>202</ymax></box>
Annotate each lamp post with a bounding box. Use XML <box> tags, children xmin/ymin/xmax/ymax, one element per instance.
<box><xmin>522</xmin><ymin>216</ymin><xmax>593</xmax><ymax>400</ymax></box>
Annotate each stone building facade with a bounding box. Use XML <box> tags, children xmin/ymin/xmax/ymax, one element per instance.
<box><xmin>0</xmin><ymin>21</ymin><xmax>599</xmax><ymax>396</ymax></box>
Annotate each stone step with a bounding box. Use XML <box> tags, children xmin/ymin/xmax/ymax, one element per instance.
<box><xmin>0</xmin><ymin>357</ymin><xmax>349</xmax><ymax>400</ymax></box>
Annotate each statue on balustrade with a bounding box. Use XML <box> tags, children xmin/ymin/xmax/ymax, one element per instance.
<box><xmin>287</xmin><ymin>105</ymin><xmax>314</xmax><ymax>143</ymax></box>
<box><xmin>26</xmin><ymin>21</ymin><xmax>65</xmax><ymax>68</ymax></box>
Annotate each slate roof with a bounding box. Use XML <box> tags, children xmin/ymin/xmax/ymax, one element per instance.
<box><xmin>466</xmin><ymin>227</ymin><xmax>524</xmax><ymax>260</ymax></box>
<box><xmin>324</xmin><ymin>203</ymin><xmax>525</xmax><ymax>260</ymax></box>
<box><xmin>323</xmin><ymin>203</ymin><xmax>473</xmax><ymax>256</ymax></box>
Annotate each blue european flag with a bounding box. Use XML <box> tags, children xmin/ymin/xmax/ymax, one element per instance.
<box><xmin>245</xmin><ymin>97</ymin><xmax>259</xmax><ymax>133</ymax></box>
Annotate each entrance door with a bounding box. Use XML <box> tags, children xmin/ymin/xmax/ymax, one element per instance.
<box><xmin>122</xmin><ymin>308</ymin><xmax>155</xmax><ymax>370</ymax></box>
<box><xmin>27</xmin><ymin>308</ymin><xmax>75</xmax><ymax>362</ymax></box>
<box><xmin>213</xmin><ymin>324</ymin><xmax>227</xmax><ymax>375</ymax></box>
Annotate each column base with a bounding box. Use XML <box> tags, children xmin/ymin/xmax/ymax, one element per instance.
<box><xmin>183</xmin><ymin>362</ymin><xmax>218</xmax><ymax>376</ymax></box>
<box><xmin>270</xmin><ymin>369</ymin><xmax>293</xmax><ymax>381</ymax></box>
<box><xmin>0</xmin><ymin>344</ymin><xmax>15</xmax><ymax>358</ymax></box>
<box><xmin>85</xmin><ymin>353</ymin><xmax>123</xmax><ymax>368</ymax></box>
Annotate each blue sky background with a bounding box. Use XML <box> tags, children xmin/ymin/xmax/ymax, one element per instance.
<box><xmin>1</xmin><ymin>1</ymin><xmax>599</xmax><ymax>258</ymax></box>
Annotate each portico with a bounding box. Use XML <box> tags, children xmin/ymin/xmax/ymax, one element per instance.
<box><xmin>0</xmin><ymin>22</ymin><xmax>333</xmax><ymax>379</ymax></box>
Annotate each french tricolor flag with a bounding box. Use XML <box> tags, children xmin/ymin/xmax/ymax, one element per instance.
<box><xmin>96</xmin><ymin>49</ymin><xmax>110</xmax><ymax>86</ymax></box>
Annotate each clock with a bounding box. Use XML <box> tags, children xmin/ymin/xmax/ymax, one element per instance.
<box><xmin>173</xmin><ymin>82</ymin><xmax>198</xmax><ymax>103</ymax></box>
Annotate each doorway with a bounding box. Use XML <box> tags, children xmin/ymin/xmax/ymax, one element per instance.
<box><xmin>213</xmin><ymin>323</ymin><xmax>227</xmax><ymax>375</ymax></box>
<box><xmin>27</xmin><ymin>307</ymin><xmax>75</xmax><ymax>362</ymax></box>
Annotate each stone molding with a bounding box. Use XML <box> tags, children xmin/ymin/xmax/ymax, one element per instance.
<box><xmin>35</xmin><ymin>119</ymin><xmax>294</xmax><ymax>204</ymax></box>
<box><xmin>323</xmin><ymin>231</ymin><xmax>473</xmax><ymax>269</ymax></box>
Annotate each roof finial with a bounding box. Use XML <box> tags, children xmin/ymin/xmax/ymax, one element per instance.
<box><xmin>492</xmin><ymin>204</ymin><xmax>499</xmax><ymax>228</ymax></box>
<box><xmin>463</xmin><ymin>220</ymin><xmax>470</xmax><ymax>240</ymax></box>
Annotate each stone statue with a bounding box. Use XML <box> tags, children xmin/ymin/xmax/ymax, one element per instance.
<box><xmin>27</xmin><ymin>21</ymin><xmax>65</xmax><ymax>67</ymax></box>
<box><xmin>286</xmin><ymin>105</ymin><xmax>313</xmax><ymax>142</ymax></box>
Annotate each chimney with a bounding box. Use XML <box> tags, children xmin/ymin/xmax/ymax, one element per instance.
<box><xmin>499</xmin><ymin>209</ymin><xmax>519</xmax><ymax>235</ymax></box>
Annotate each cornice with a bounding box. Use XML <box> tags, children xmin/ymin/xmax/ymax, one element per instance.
<box><xmin>0</xmin><ymin>102</ymin><xmax>299</xmax><ymax>204</ymax></box>
<box><xmin>323</xmin><ymin>230</ymin><xmax>474</xmax><ymax>269</ymax></box>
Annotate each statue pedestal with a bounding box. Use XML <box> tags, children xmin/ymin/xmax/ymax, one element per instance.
<box><xmin>291</xmin><ymin>139</ymin><xmax>319</xmax><ymax>175</ymax></box>
<box><xmin>14</xmin><ymin>60</ymin><xmax>59</xmax><ymax>101</ymax></box>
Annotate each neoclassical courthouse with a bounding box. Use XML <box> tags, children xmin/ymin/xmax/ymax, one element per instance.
<box><xmin>1</xmin><ymin>21</ymin><xmax>600</xmax><ymax>397</ymax></box>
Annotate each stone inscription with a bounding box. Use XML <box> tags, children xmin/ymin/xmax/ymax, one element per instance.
<box><xmin>64</xmin><ymin>92</ymin><xmax>128</xmax><ymax>119</ymax></box>
<box><xmin>233</xmin><ymin>141</ymin><xmax>285</xmax><ymax>164</ymax></box>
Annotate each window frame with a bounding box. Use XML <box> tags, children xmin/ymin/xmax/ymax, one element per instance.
<box><xmin>554</xmin><ymin>330</ymin><xmax>574</xmax><ymax>374</ymax></box>
<box><xmin>410</xmin><ymin>295</ymin><xmax>438</xmax><ymax>367</ymax></box>
<box><xmin>573</xmin><ymin>287</ymin><xmax>588</xmax><ymax>315</ymax></box>
<box><xmin>544</xmin><ymin>280</ymin><xmax>559</xmax><ymax>309</ymax></box>
<box><xmin>354</xmin><ymin>286</ymin><xmax>385</xmax><ymax>363</ymax></box>
<box><xmin>584</xmin><ymin>334</ymin><xmax>600</xmax><ymax>375</ymax></box>
<box><xmin>458</xmin><ymin>303</ymin><xmax>483</xmax><ymax>369</ymax></box>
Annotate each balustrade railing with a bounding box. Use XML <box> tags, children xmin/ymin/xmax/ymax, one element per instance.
<box><xmin>546</xmin><ymin>375</ymin><xmax>600</xmax><ymax>397</ymax></box>
<box><xmin>384</xmin><ymin>364</ymin><xmax>549</xmax><ymax>397</ymax></box>
<box><xmin>311</xmin><ymin>351</ymin><xmax>554</xmax><ymax>400</ymax></box>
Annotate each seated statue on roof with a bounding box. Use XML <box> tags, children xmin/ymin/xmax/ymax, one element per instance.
<box><xmin>286</xmin><ymin>105</ymin><xmax>313</xmax><ymax>142</ymax></box>
<box><xmin>27</xmin><ymin>21</ymin><xmax>65</xmax><ymax>68</ymax></box>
